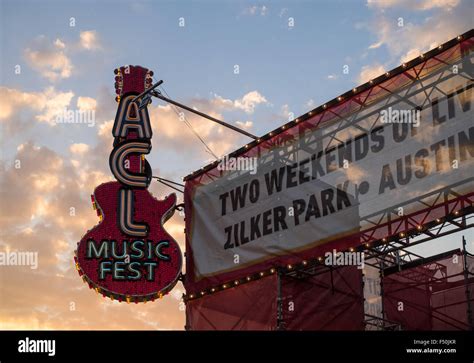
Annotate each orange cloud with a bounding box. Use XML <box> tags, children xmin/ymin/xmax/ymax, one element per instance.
<box><xmin>79</xmin><ymin>30</ymin><xmax>101</xmax><ymax>50</ymax></box>
<box><xmin>0</xmin><ymin>83</ymin><xmax>265</xmax><ymax>329</ymax></box>
<box><xmin>0</xmin><ymin>141</ymin><xmax>186</xmax><ymax>330</ymax></box>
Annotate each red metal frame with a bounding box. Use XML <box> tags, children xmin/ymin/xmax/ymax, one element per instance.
<box><xmin>183</xmin><ymin>30</ymin><xmax>474</xmax><ymax>299</ymax></box>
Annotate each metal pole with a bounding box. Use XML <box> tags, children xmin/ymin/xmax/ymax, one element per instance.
<box><xmin>276</xmin><ymin>268</ymin><xmax>284</xmax><ymax>330</ymax></box>
<box><xmin>132</xmin><ymin>80</ymin><xmax>259</xmax><ymax>140</ymax></box>
<box><xmin>362</xmin><ymin>269</ymin><xmax>367</xmax><ymax>330</ymax></box>
<box><xmin>132</xmin><ymin>80</ymin><xmax>163</xmax><ymax>102</ymax></box>
<box><xmin>462</xmin><ymin>236</ymin><xmax>473</xmax><ymax>330</ymax></box>
<box><xmin>379</xmin><ymin>259</ymin><xmax>386</xmax><ymax>330</ymax></box>
<box><xmin>154</xmin><ymin>92</ymin><xmax>258</xmax><ymax>140</ymax></box>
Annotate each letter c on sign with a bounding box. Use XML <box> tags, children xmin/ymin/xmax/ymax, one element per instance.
<box><xmin>109</xmin><ymin>140</ymin><xmax>151</xmax><ymax>188</ymax></box>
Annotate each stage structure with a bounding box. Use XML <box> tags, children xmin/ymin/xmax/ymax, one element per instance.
<box><xmin>381</xmin><ymin>241</ymin><xmax>474</xmax><ymax>330</ymax></box>
<box><xmin>182</xmin><ymin>29</ymin><xmax>474</xmax><ymax>330</ymax></box>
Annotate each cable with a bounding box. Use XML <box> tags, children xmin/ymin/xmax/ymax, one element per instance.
<box><xmin>153</xmin><ymin>176</ymin><xmax>184</xmax><ymax>194</ymax></box>
<box><xmin>160</xmin><ymin>84</ymin><xmax>219</xmax><ymax>159</ymax></box>
<box><xmin>150</xmin><ymin>76</ymin><xmax>219</xmax><ymax>159</ymax></box>
<box><xmin>152</xmin><ymin>176</ymin><xmax>184</xmax><ymax>188</ymax></box>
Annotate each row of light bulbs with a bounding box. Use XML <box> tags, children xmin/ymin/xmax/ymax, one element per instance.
<box><xmin>185</xmin><ymin>34</ymin><xmax>467</xmax><ymax>181</ymax></box>
<box><xmin>184</xmin><ymin>208</ymin><xmax>467</xmax><ymax>301</ymax></box>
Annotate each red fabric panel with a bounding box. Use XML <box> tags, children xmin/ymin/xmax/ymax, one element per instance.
<box><xmin>383</xmin><ymin>272</ymin><xmax>432</xmax><ymax>330</ymax></box>
<box><xmin>431</xmin><ymin>284</ymin><xmax>472</xmax><ymax>330</ymax></box>
<box><xmin>282</xmin><ymin>266</ymin><xmax>364</xmax><ymax>330</ymax></box>
<box><xmin>430</xmin><ymin>253</ymin><xmax>474</xmax><ymax>330</ymax></box>
<box><xmin>383</xmin><ymin>252</ymin><xmax>474</xmax><ymax>330</ymax></box>
<box><xmin>186</xmin><ymin>275</ymin><xmax>277</xmax><ymax>330</ymax></box>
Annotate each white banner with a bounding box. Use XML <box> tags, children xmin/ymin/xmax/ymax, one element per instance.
<box><xmin>189</xmin><ymin>53</ymin><xmax>474</xmax><ymax>279</ymax></box>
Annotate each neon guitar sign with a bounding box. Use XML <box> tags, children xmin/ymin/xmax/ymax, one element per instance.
<box><xmin>74</xmin><ymin>65</ymin><xmax>182</xmax><ymax>303</ymax></box>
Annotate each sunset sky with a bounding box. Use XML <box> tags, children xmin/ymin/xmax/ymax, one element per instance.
<box><xmin>1</xmin><ymin>0</ymin><xmax>473</xmax><ymax>330</ymax></box>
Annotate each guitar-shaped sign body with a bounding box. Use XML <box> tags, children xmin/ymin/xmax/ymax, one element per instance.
<box><xmin>74</xmin><ymin>65</ymin><xmax>182</xmax><ymax>302</ymax></box>
<box><xmin>75</xmin><ymin>182</ymin><xmax>182</xmax><ymax>301</ymax></box>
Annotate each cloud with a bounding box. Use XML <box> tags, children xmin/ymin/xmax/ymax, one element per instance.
<box><xmin>243</xmin><ymin>5</ymin><xmax>268</xmax><ymax>16</ymax></box>
<box><xmin>0</xmin><ymin>139</ymin><xmax>186</xmax><ymax>330</ymax></box>
<box><xmin>0</xmin><ymin>86</ymin><xmax>74</xmax><ymax>133</ymax></box>
<box><xmin>36</xmin><ymin>89</ymin><xmax>75</xmax><ymax>125</ymax></box>
<box><xmin>23</xmin><ymin>31</ymin><xmax>101</xmax><ymax>82</ymax></box>
<box><xmin>134</xmin><ymin>90</ymin><xmax>266</xmax><ymax>161</ymax></box>
<box><xmin>233</xmin><ymin>91</ymin><xmax>268</xmax><ymax>113</ymax></box>
<box><xmin>24</xmin><ymin>36</ymin><xmax>73</xmax><ymax>82</ymax></box>
<box><xmin>364</xmin><ymin>0</ymin><xmax>470</xmax><ymax>63</ymax></box>
<box><xmin>148</xmin><ymin>102</ymin><xmax>243</xmax><ymax>158</ymax></box>
<box><xmin>280</xmin><ymin>104</ymin><xmax>294</xmax><ymax>122</ymax></box>
<box><xmin>279</xmin><ymin>8</ymin><xmax>288</xmax><ymax>18</ymax></box>
<box><xmin>0</xmin><ymin>142</ymin><xmax>69</xmax><ymax>227</ymax></box>
<box><xmin>0</xmin><ymin>86</ymin><xmax>266</xmax><ymax>330</ymax></box>
<box><xmin>400</xmin><ymin>48</ymin><xmax>424</xmax><ymax>63</ymax></box>
<box><xmin>0</xmin><ymin>87</ymin><xmax>44</xmax><ymax>120</ymax></box>
<box><xmin>358</xmin><ymin>0</ymin><xmax>471</xmax><ymax>86</ymax></box>
<box><xmin>54</xmin><ymin>39</ymin><xmax>66</xmax><ymax>49</ymax></box>
<box><xmin>77</xmin><ymin>96</ymin><xmax>97</xmax><ymax>111</ymax></box>
<box><xmin>305</xmin><ymin>99</ymin><xmax>316</xmax><ymax>108</ymax></box>
<box><xmin>368</xmin><ymin>41</ymin><xmax>383</xmax><ymax>50</ymax></box>
<box><xmin>367</xmin><ymin>0</ymin><xmax>460</xmax><ymax>10</ymax></box>
<box><xmin>358</xmin><ymin>64</ymin><xmax>386</xmax><ymax>84</ymax></box>
<box><xmin>98</xmin><ymin>119</ymin><xmax>114</xmax><ymax>138</ymax></box>
<box><xmin>209</xmin><ymin>91</ymin><xmax>268</xmax><ymax>114</ymax></box>
<box><xmin>70</xmin><ymin>143</ymin><xmax>90</xmax><ymax>155</ymax></box>
<box><xmin>79</xmin><ymin>30</ymin><xmax>101</xmax><ymax>50</ymax></box>
<box><xmin>236</xmin><ymin>120</ymin><xmax>253</xmax><ymax>129</ymax></box>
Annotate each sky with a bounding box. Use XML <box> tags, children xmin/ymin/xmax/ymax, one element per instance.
<box><xmin>0</xmin><ymin>0</ymin><xmax>473</xmax><ymax>330</ymax></box>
